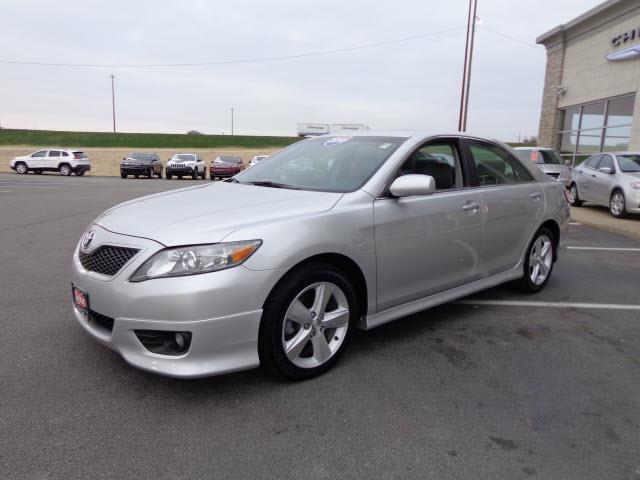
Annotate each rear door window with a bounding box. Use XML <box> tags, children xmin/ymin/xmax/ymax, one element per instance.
<box><xmin>468</xmin><ymin>141</ymin><xmax>534</xmax><ymax>185</ymax></box>
<box><xmin>49</xmin><ymin>151</ymin><xmax>61</xmax><ymax>157</ymax></box>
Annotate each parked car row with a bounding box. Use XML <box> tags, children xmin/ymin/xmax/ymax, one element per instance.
<box><xmin>8</xmin><ymin>149</ymin><xmax>270</xmax><ymax>180</ymax></box>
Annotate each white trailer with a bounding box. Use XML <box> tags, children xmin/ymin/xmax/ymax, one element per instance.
<box><xmin>297</xmin><ymin>123</ymin><xmax>370</xmax><ymax>137</ymax></box>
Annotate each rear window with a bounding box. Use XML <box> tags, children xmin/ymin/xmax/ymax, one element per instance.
<box><xmin>73</xmin><ymin>152</ymin><xmax>88</xmax><ymax>158</ymax></box>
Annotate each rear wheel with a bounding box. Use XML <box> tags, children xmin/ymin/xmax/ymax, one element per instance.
<box><xmin>147</xmin><ymin>168</ymin><xmax>153</xmax><ymax>179</ymax></box>
<box><xmin>75</xmin><ymin>170</ymin><xmax>85</xmax><ymax>176</ymax></box>
<box><xmin>34</xmin><ymin>170</ymin><xmax>43</xmax><ymax>175</ymax></box>
<box><xmin>568</xmin><ymin>183</ymin><xmax>583</xmax><ymax>207</ymax></box>
<box><xmin>610</xmin><ymin>190</ymin><xmax>627</xmax><ymax>218</ymax></box>
<box><xmin>517</xmin><ymin>227</ymin><xmax>556</xmax><ymax>294</ymax></box>
<box><xmin>259</xmin><ymin>263</ymin><xmax>357</xmax><ymax>380</ymax></box>
<box><xmin>58</xmin><ymin>164</ymin><xmax>72</xmax><ymax>176</ymax></box>
<box><xmin>167</xmin><ymin>173</ymin><xmax>172</xmax><ymax>180</ymax></box>
<box><xmin>15</xmin><ymin>162</ymin><xmax>28</xmax><ymax>174</ymax></box>
<box><xmin>121</xmin><ymin>173</ymin><xmax>127</xmax><ymax>179</ymax></box>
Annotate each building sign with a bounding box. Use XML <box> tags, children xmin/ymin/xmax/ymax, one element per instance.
<box><xmin>607</xmin><ymin>28</ymin><xmax>640</xmax><ymax>61</ymax></box>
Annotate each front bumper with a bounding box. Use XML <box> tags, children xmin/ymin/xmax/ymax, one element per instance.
<box><xmin>120</xmin><ymin>165</ymin><xmax>150</xmax><ymax>174</ymax></box>
<box><xmin>166</xmin><ymin>166</ymin><xmax>197</xmax><ymax>175</ymax></box>
<box><xmin>71</xmin><ymin>225</ymin><xmax>286</xmax><ymax>378</ymax></box>
<box><xmin>210</xmin><ymin>167</ymin><xmax>241</xmax><ymax>177</ymax></box>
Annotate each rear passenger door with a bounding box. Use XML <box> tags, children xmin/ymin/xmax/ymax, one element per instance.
<box><xmin>576</xmin><ymin>155</ymin><xmax>601</xmax><ymax>202</ymax></box>
<box><xmin>46</xmin><ymin>150</ymin><xmax>61</xmax><ymax>171</ymax></box>
<box><xmin>463</xmin><ymin>139</ymin><xmax>544</xmax><ymax>277</ymax></box>
<box><xmin>373</xmin><ymin>137</ymin><xmax>484</xmax><ymax>310</ymax></box>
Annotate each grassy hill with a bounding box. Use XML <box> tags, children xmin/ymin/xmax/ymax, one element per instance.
<box><xmin>0</xmin><ymin>129</ymin><xmax>300</xmax><ymax>149</ymax></box>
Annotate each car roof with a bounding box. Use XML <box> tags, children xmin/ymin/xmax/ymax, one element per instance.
<box><xmin>317</xmin><ymin>130</ymin><xmax>504</xmax><ymax>144</ymax></box>
<box><xmin>513</xmin><ymin>147</ymin><xmax>554</xmax><ymax>151</ymax></box>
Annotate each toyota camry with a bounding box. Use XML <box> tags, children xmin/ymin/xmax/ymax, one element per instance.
<box><xmin>71</xmin><ymin>132</ymin><xmax>569</xmax><ymax>380</ymax></box>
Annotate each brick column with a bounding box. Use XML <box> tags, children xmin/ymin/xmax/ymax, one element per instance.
<box><xmin>537</xmin><ymin>42</ymin><xmax>565</xmax><ymax>149</ymax></box>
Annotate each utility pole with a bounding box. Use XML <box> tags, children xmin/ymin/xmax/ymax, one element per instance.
<box><xmin>457</xmin><ymin>0</ymin><xmax>478</xmax><ymax>132</ymax></box>
<box><xmin>110</xmin><ymin>75</ymin><xmax>116</xmax><ymax>133</ymax></box>
<box><xmin>231</xmin><ymin>108</ymin><xmax>234</xmax><ymax>135</ymax></box>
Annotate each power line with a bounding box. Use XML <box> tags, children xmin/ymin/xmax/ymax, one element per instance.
<box><xmin>0</xmin><ymin>27</ymin><xmax>466</xmax><ymax>68</ymax></box>
<box><xmin>478</xmin><ymin>26</ymin><xmax>542</xmax><ymax>49</ymax></box>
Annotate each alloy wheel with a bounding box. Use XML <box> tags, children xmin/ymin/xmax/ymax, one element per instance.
<box><xmin>529</xmin><ymin>234</ymin><xmax>553</xmax><ymax>286</ymax></box>
<box><xmin>610</xmin><ymin>192</ymin><xmax>625</xmax><ymax>217</ymax></box>
<box><xmin>281</xmin><ymin>282</ymin><xmax>350</xmax><ymax>369</ymax></box>
<box><xmin>16</xmin><ymin>163</ymin><xmax>27</xmax><ymax>174</ymax></box>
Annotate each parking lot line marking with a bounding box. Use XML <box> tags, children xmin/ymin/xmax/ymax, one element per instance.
<box><xmin>456</xmin><ymin>300</ymin><xmax>640</xmax><ymax>310</ymax></box>
<box><xmin>0</xmin><ymin>185</ymin><xmax>59</xmax><ymax>189</ymax></box>
<box><xmin>567</xmin><ymin>246</ymin><xmax>640</xmax><ymax>252</ymax></box>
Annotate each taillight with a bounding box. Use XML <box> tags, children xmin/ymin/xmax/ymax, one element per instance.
<box><xmin>531</xmin><ymin>151</ymin><xmax>539</xmax><ymax>162</ymax></box>
<box><xmin>563</xmin><ymin>189</ymin><xmax>572</xmax><ymax>204</ymax></box>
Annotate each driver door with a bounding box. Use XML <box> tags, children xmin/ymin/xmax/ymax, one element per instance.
<box><xmin>373</xmin><ymin>138</ymin><xmax>483</xmax><ymax>311</ymax></box>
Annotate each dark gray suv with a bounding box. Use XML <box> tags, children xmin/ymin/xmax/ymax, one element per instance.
<box><xmin>120</xmin><ymin>153</ymin><xmax>163</xmax><ymax>179</ymax></box>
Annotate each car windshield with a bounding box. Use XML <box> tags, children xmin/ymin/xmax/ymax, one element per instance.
<box><xmin>617</xmin><ymin>155</ymin><xmax>640</xmax><ymax>172</ymax></box>
<box><xmin>235</xmin><ymin>136</ymin><xmax>404</xmax><ymax>192</ymax></box>
<box><xmin>218</xmin><ymin>157</ymin><xmax>237</xmax><ymax>162</ymax></box>
<box><xmin>129</xmin><ymin>154</ymin><xmax>153</xmax><ymax>161</ymax></box>
<box><xmin>175</xmin><ymin>154</ymin><xmax>195</xmax><ymax>161</ymax></box>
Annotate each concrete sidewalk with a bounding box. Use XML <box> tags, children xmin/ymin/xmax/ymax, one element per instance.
<box><xmin>571</xmin><ymin>205</ymin><xmax>640</xmax><ymax>240</ymax></box>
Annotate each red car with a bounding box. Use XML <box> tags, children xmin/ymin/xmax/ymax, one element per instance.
<box><xmin>210</xmin><ymin>155</ymin><xmax>244</xmax><ymax>180</ymax></box>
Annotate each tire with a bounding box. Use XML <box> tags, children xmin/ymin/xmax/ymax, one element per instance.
<box><xmin>258</xmin><ymin>263</ymin><xmax>357</xmax><ymax>380</ymax></box>
<box><xmin>75</xmin><ymin>170</ymin><xmax>85</xmax><ymax>176</ymax></box>
<box><xmin>568</xmin><ymin>183</ymin><xmax>583</xmax><ymax>207</ymax></box>
<box><xmin>58</xmin><ymin>164</ymin><xmax>72</xmax><ymax>176</ymax></box>
<box><xmin>121</xmin><ymin>173</ymin><xmax>127</xmax><ymax>179</ymax></box>
<box><xmin>200</xmin><ymin>169</ymin><xmax>206</xmax><ymax>179</ymax></box>
<box><xmin>157</xmin><ymin>168</ymin><xmax>163</xmax><ymax>179</ymax></box>
<box><xmin>167</xmin><ymin>173</ymin><xmax>172</xmax><ymax>180</ymax></box>
<box><xmin>178</xmin><ymin>175</ymin><xmax>183</xmax><ymax>180</ymax></box>
<box><xmin>610</xmin><ymin>190</ymin><xmax>627</xmax><ymax>218</ymax></box>
<box><xmin>34</xmin><ymin>170</ymin><xmax>43</xmax><ymax>175</ymax></box>
<box><xmin>517</xmin><ymin>227</ymin><xmax>556</xmax><ymax>294</ymax></box>
<box><xmin>191</xmin><ymin>170</ymin><xmax>198</xmax><ymax>180</ymax></box>
<box><xmin>15</xmin><ymin>162</ymin><xmax>28</xmax><ymax>174</ymax></box>
<box><xmin>147</xmin><ymin>168</ymin><xmax>153</xmax><ymax>179</ymax></box>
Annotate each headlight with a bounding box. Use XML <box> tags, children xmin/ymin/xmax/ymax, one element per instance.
<box><xmin>631</xmin><ymin>181</ymin><xmax>640</xmax><ymax>189</ymax></box>
<box><xmin>130</xmin><ymin>240</ymin><xmax>262</xmax><ymax>282</ymax></box>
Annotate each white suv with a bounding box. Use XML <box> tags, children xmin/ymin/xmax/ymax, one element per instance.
<box><xmin>166</xmin><ymin>153</ymin><xmax>206</xmax><ymax>180</ymax></box>
<box><xmin>10</xmin><ymin>149</ymin><xmax>91</xmax><ymax>176</ymax></box>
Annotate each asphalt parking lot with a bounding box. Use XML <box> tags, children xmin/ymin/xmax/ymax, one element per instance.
<box><xmin>1</xmin><ymin>172</ymin><xmax>639</xmax><ymax>480</ymax></box>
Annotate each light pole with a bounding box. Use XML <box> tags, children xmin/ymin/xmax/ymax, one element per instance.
<box><xmin>231</xmin><ymin>108</ymin><xmax>234</xmax><ymax>135</ymax></box>
<box><xmin>457</xmin><ymin>0</ymin><xmax>478</xmax><ymax>132</ymax></box>
<box><xmin>110</xmin><ymin>75</ymin><xmax>116</xmax><ymax>133</ymax></box>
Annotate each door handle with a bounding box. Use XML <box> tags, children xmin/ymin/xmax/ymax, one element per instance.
<box><xmin>530</xmin><ymin>192</ymin><xmax>542</xmax><ymax>200</ymax></box>
<box><xmin>462</xmin><ymin>202</ymin><xmax>481</xmax><ymax>211</ymax></box>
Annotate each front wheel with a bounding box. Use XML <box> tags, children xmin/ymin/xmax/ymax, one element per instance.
<box><xmin>517</xmin><ymin>227</ymin><xmax>556</xmax><ymax>294</ymax></box>
<box><xmin>568</xmin><ymin>183</ymin><xmax>583</xmax><ymax>207</ymax></box>
<box><xmin>166</xmin><ymin>173</ymin><xmax>172</xmax><ymax>180</ymax></box>
<box><xmin>121</xmin><ymin>173</ymin><xmax>127</xmax><ymax>179</ymax></box>
<box><xmin>259</xmin><ymin>263</ymin><xmax>357</xmax><ymax>380</ymax></box>
<box><xmin>610</xmin><ymin>190</ymin><xmax>627</xmax><ymax>218</ymax></box>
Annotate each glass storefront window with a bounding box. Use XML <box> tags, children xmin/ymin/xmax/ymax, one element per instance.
<box><xmin>560</xmin><ymin>132</ymin><xmax>578</xmax><ymax>154</ymax></box>
<box><xmin>577</xmin><ymin>129</ymin><xmax>603</xmax><ymax>154</ymax></box>
<box><xmin>580</xmin><ymin>102</ymin><xmax>605</xmax><ymax>129</ymax></box>
<box><xmin>558</xmin><ymin>94</ymin><xmax>634</xmax><ymax>164</ymax></box>
<box><xmin>562</xmin><ymin>106</ymin><xmax>581</xmax><ymax>131</ymax></box>
<box><xmin>602</xmin><ymin>126</ymin><xmax>632</xmax><ymax>152</ymax></box>
<box><xmin>606</xmin><ymin>96</ymin><xmax>635</xmax><ymax>127</ymax></box>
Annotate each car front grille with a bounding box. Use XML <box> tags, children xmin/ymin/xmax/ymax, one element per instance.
<box><xmin>79</xmin><ymin>246</ymin><xmax>139</xmax><ymax>276</ymax></box>
<box><xmin>90</xmin><ymin>310</ymin><xmax>114</xmax><ymax>331</ymax></box>
<box><xmin>170</xmin><ymin>163</ymin><xmax>186</xmax><ymax>168</ymax></box>
<box><xmin>123</xmin><ymin>162</ymin><xmax>144</xmax><ymax>167</ymax></box>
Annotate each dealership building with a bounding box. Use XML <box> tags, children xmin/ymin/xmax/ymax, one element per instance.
<box><xmin>537</xmin><ymin>0</ymin><xmax>640</xmax><ymax>163</ymax></box>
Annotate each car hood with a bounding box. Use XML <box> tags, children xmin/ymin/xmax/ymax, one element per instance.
<box><xmin>538</xmin><ymin>164</ymin><xmax>568</xmax><ymax>174</ymax></box>
<box><xmin>95</xmin><ymin>182</ymin><xmax>343</xmax><ymax>246</ymax></box>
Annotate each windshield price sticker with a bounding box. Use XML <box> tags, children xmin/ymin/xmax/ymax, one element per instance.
<box><xmin>323</xmin><ymin>136</ymin><xmax>352</xmax><ymax>147</ymax></box>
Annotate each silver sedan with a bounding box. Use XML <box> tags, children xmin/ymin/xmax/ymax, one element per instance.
<box><xmin>568</xmin><ymin>152</ymin><xmax>640</xmax><ymax>217</ymax></box>
<box><xmin>71</xmin><ymin>132</ymin><xmax>569</xmax><ymax>380</ymax></box>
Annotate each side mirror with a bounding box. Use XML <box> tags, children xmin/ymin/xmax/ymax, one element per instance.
<box><xmin>598</xmin><ymin>166</ymin><xmax>614</xmax><ymax>174</ymax></box>
<box><xmin>389</xmin><ymin>174</ymin><xmax>436</xmax><ymax>197</ymax></box>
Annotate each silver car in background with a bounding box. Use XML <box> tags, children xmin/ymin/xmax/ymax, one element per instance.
<box><xmin>514</xmin><ymin>147</ymin><xmax>571</xmax><ymax>187</ymax></box>
<box><xmin>568</xmin><ymin>152</ymin><xmax>640</xmax><ymax>218</ymax></box>
<box><xmin>71</xmin><ymin>132</ymin><xmax>569</xmax><ymax>380</ymax></box>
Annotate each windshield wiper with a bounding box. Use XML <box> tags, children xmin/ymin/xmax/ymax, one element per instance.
<box><xmin>239</xmin><ymin>181</ymin><xmax>301</xmax><ymax>190</ymax></box>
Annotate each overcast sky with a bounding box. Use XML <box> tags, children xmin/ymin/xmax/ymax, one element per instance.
<box><xmin>0</xmin><ymin>0</ymin><xmax>603</xmax><ymax>140</ymax></box>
